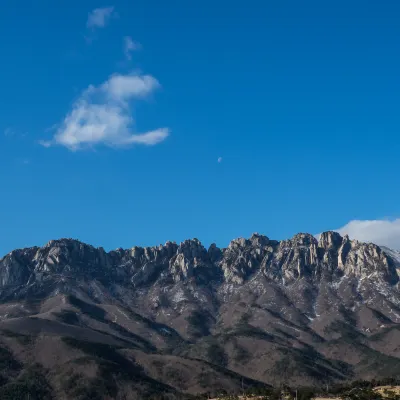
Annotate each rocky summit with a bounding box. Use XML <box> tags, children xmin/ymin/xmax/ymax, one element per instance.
<box><xmin>0</xmin><ymin>232</ymin><xmax>400</xmax><ymax>398</ymax></box>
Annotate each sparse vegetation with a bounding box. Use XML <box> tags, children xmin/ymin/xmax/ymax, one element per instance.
<box><xmin>186</xmin><ymin>310</ymin><xmax>213</xmax><ymax>338</ymax></box>
<box><xmin>206</xmin><ymin>341</ymin><xmax>228</xmax><ymax>367</ymax></box>
<box><xmin>61</xmin><ymin>337</ymin><xmax>179</xmax><ymax>398</ymax></box>
<box><xmin>1</xmin><ymin>330</ymin><xmax>34</xmax><ymax>346</ymax></box>
<box><xmin>0</xmin><ymin>346</ymin><xmax>22</xmax><ymax>373</ymax></box>
<box><xmin>0</xmin><ymin>364</ymin><xmax>53</xmax><ymax>400</ymax></box>
<box><xmin>53</xmin><ymin>310</ymin><xmax>80</xmax><ymax>325</ymax></box>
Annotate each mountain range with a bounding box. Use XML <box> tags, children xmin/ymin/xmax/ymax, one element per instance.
<box><xmin>0</xmin><ymin>231</ymin><xmax>399</xmax><ymax>399</ymax></box>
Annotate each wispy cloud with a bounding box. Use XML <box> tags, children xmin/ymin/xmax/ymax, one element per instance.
<box><xmin>327</xmin><ymin>218</ymin><xmax>400</xmax><ymax>250</ymax></box>
<box><xmin>217</xmin><ymin>157</ymin><xmax>223</xmax><ymax>163</ymax></box>
<box><xmin>41</xmin><ymin>72</ymin><xmax>169</xmax><ymax>151</ymax></box>
<box><xmin>87</xmin><ymin>7</ymin><xmax>116</xmax><ymax>30</ymax></box>
<box><xmin>18</xmin><ymin>158</ymin><xmax>30</xmax><ymax>165</ymax></box>
<box><xmin>4</xmin><ymin>128</ymin><xmax>14</xmax><ymax>137</ymax></box>
<box><xmin>4</xmin><ymin>127</ymin><xmax>27</xmax><ymax>139</ymax></box>
<box><xmin>124</xmin><ymin>36</ymin><xmax>141</xmax><ymax>60</ymax></box>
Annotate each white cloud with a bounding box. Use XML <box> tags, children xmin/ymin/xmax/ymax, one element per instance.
<box><xmin>125</xmin><ymin>129</ymin><xmax>169</xmax><ymax>145</ymax></box>
<box><xmin>41</xmin><ymin>72</ymin><xmax>169</xmax><ymax>151</ymax></box>
<box><xmin>330</xmin><ymin>219</ymin><xmax>400</xmax><ymax>250</ymax></box>
<box><xmin>217</xmin><ymin>157</ymin><xmax>223</xmax><ymax>163</ymax></box>
<box><xmin>100</xmin><ymin>73</ymin><xmax>158</xmax><ymax>100</ymax></box>
<box><xmin>87</xmin><ymin>7</ymin><xmax>115</xmax><ymax>29</ymax></box>
<box><xmin>124</xmin><ymin>36</ymin><xmax>141</xmax><ymax>60</ymax></box>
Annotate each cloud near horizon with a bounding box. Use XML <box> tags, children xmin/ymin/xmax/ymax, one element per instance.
<box><xmin>327</xmin><ymin>219</ymin><xmax>400</xmax><ymax>250</ymax></box>
<box><xmin>41</xmin><ymin>72</ymin><xmax>169</xmax><ymax>150</ymax></box>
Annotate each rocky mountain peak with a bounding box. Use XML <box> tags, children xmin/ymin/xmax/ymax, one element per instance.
<box><xmin>0</xmin><ymin>231</ymin><xmax>399</xmax><ymax>292</ymax></box>
<box><xmin>208</xmin><ymin>243</ymin><xmax>222</xmax><ymax>263</ymax></box>
<box><xmin>336</xmin><ymin>237</ymin><xmax>399</xmax><ymax>284</ymax></box>
<box><xmin>168</xmin><ymin>239</ymin><xmax>211</xmax><ymax>282</ymax></box>
<box><xmin>44</xmin><ymin>237</ymin><xmax>82</xmax><ymax>248</ymax></box>
<box><xmin>288</xmin><ymin>232</ymin><xmax>318</xmax><ymax>247</ymax></box>
<box><xmin>34</xmin><ymin>238</ymin><xmax>108</xmax><ymax>275</ymax></box>
<box><xmin>176</xmin><ymin>238</ymin><xmax>206</xmax><ymax>256</ymax></box>
<box><xmin>227</xmin><ymin>237</ymin><xmax>249</xmax><ymax>249</ymax></box>
<box><xmin>318</xmin><ymin>231</ymin><xmax>343</xmax><ymax>250</ymax></box>
<box><xmin>249</xmin><ymin>232</ymin><xmax>270</xmax><ymax>247</ymax></box>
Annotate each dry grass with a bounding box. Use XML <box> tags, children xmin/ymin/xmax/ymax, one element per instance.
<box><xmin>374</xmin><ymin>386</ymin><xmax>400</xmax><ymax>397</ymax></box>
<box><xmin>210</xmin><ymin>389</ymin><xmax>400</xmax><ymax>400</ymax></box>
<box><xmin>209</xmin><ymin>396</ymin><xmax>266</xmax><ymax>400</ymax></box>
<box><xmin>313</xmin><ymin>398</ymin><xmax>342</xmax><ymax>400</ymax></box>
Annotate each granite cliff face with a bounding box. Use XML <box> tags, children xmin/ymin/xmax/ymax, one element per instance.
<box><xmin>1</xmin><ymin>231</ymin><xmax>397</xmax><ymax>290</ymax></box>
<box><xmin>0</xmin><ymin>232</ymin><xmax>399</xmax><ymax>398</ymax></box>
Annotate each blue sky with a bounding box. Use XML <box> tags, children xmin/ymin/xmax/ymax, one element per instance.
<box><xmin>2</xmin><ymin>0</ymin><xmax>400</xmax><ymax>255</ymax></box>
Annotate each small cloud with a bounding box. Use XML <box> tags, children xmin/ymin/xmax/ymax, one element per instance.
<box><xmin>4</xmin><ymin>128</ymin><xmax>14</xmax><ymax>137</ymax></box>
<box><xmin>4</xmin><ymin>127</ymin><xmax>28</xmax><ymax>139</ymax></box>
<box><xmin>87</xmin><ymin>7</ymin><xmax>116</xmax><ymax>30</ymax></box>
<box><xmin>124</xmin><ymin>129</ymin><xmax>169</xmax><ymax>145</ymax></box>
<box><xmin>124</xmin><ymin>36</ymin><xmax>141</xmax><ymax>60</ymax></box>
<box><xmin>101</xmin><ymin>73</ymin><xmax>159</xmax><ymax>100</ymax></box>
<box><xmin>327</xmin><ymin>218</ymin><xmax>400</xmax><ymax>250</ymax></box>
<box><xmin>38</xmin><ymin>140</ymin><xmax>52</xmax><ymax>148</ymax></box>
<box><xmin>41</xmin><ymin>72</ymin><xmax>169</xmax><ymax>151</ymax></box>
<box><xmin>14</xmin><ymin>158</ymin><xmax>30</xmax><ymax>166</ymax></box>
<box><xmin>217</xmin><ymin>157</ymin><xmax>223</xmax><ymax>163</ymax></box>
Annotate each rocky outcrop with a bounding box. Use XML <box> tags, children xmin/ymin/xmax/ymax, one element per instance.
<box><xmin>0</xmin><ymin>232</ymin><xmax>398</xmax><ymax>291</ymax></box>
<box><xmin>169</xmin><ymin>239</ymin><xmax>211</xmax><ymax>282</ymax></box>
<box><xmin>0</xmin><ymin>248</ymin><xmax>36</xmax><ymax>287</ymax></box>
<box><xmin>264</xmin><ymin>233</ymin><xmax>320</xmax><ymax>283</ymax></box>
<box><xmin>219</xmin><ymin>234</ymin><xmax>273</xmax><ymax>284</ymax></box>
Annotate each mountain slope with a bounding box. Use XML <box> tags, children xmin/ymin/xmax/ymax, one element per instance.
<box><xmin>0</xmin><ymin>231</ymin><xmax>399</xmax><ymax>398</ymax></box>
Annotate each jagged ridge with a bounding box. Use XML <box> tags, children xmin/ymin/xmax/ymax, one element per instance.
<box><xmin>0</xmin><ymin>231</ymin><xmax>398</xmax><ymax>290</ymax></box>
